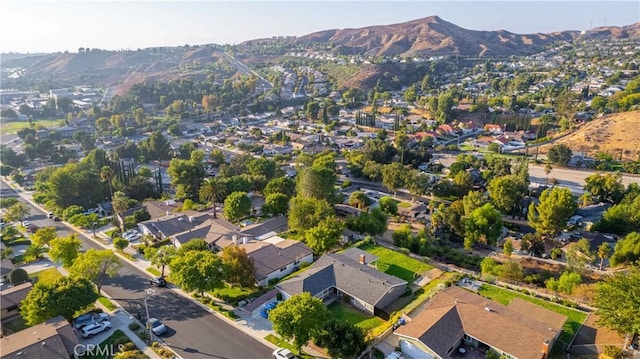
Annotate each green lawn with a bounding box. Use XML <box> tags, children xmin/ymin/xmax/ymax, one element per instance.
<box><xmin>0</xmin><ymin>119</ymin><xmax>63</xmax><ymax>134</ymax></box>
<box><xmin>478</xmin><ymin>284</ymin><xmax>587</xmax><ymax>346</ymax></box>
<box><xmin>359</xmin><ymin>244</ymin><xmax>433</xmax><ymax>282</ymax></box>
<box><xmin>29</xmin><ymin>268</ymin><xmax>63</xmax><ymax>285</ymax></box>
<box><xmin>98</xmin><ymin>296</ymin><xmax>117</xmax><ymax>311</ymax></box>
<box><xmin>397</xmin><ymin>201</ymin><xmax>412</xmax><ymax>208</ymax></box>
<box><xmin>210</xmin><ymin>285</ymin><xmax>260</xmax><ymax>305</ymax></box>
<box><xmin>328</xmin><ymin>302</ymin><xmax>384</xmax><ymax>332</ymax></box>
<box><xmin>146</xmin><ymin>267</ymin><xmax>161</xmax><ymax>276</ymax></box>
<box><xmin>264</xmin><ymin>334</ymin><xmax>315</xmax><ymax>358</ymax></box>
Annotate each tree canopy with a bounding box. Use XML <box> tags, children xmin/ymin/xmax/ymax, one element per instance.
<box><xmin>463</xmin><ymin>203</ymin><xmax>504</xmax><ymax>250</ymax></box>
<box><xmin>21</xmin><ymin>276</ymin><xmax>98</xmax><ymax>325</ymax></box>
<box><xmin>49</xmin><ymin>235</ymin><xmax>82</xmax><ymax>267</ymax></box>
<box><xmin>610</xmin><ymin>232</ymin><xmax>640</xmax><ymax>267</ymax></box>
<box><xmin>547</xmin><ymin>144</ymin><xmax>573</xmax><ymax>166</ymax></box>
<box><xmin>169</xmin><ymin>250</ymin><xmax>226</xmax><ymax>296</ymax></box>
<box><xmin>595</xmin><ymin>266</ymin><xmax>640</xmax><ymax>336</ymax></box>
<box><xmin>288</xmin><ymin>196</ymin><xmax>334</xmax><ymax>233</ymax></box>
<box><xmin>70</xmin><ymin>249</ymin><xmax>122</xmax><ymax>292</ymax></box>
<box><xmin>223</xmin><ymin>191</ymin><xmax>252</xmax><ymax>221</ymax></box>
<box><xmin>268</xmin><ymin>292</ymin><xmax>329</xmax><ymax>354</ymax></box>
<box><xmin>221</xmin><ymin>245</ymin><xmax>256</xmax><ymax>287</ymax></box>
<box><xmin>528</xmin><ymin>187</ymin><xmax>577</xmax><ymax>236</ymax></box>
<box><xmin>305</xmin><ymin>217</ymin><xmax>344</xmax><ymax>254</ymax></box>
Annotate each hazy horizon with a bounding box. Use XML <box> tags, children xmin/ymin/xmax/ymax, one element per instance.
<box><xmin>2</xmin><ymin>1</ymin><xmax>639</xmax><ymax>53</ymax></box>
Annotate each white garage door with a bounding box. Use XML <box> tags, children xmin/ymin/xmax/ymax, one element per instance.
<box><xmin>399</xmin><ymin>340</ymin><xmax>434</xmax><ymax>359</ymax></box>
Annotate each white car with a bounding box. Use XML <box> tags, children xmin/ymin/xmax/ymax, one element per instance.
<box><xmin>80</xmin><ymin>321</ymin><xmax>112</xmax><ymax>338</ymax></box>
<box><xmin>148</xmin><ymin>318</ymin><xmax>167</xmax><ymax>336</ymax></box>
<box><xmin>273</xmin><ymin>348</ymin><xmax>298</xmax><ymax>359</ymax></box>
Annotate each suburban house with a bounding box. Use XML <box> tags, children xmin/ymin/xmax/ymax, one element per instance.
<box><xmin>143</xmin><ymin>199</ymin><xmax>184</xmax><ymax>220</ymax></box>
<box><xmin>137</xmin><ymin>211</ymin><xmax>210</xmax><ymax>243</ymax></box>
<box><xmin>242</xmin><ymin>236</ymin><xmax>313</xmax><ymax>286</ymax></box>
<box><xmin>1</xmin><ymin>258</ymin><xmax>14</xmax><ymax>282</ymax></box>
<box><xmin>394</xmin><ymin>286</ymin><xmax>567</xmax><ymax>359</ymax></box>
<box><xmin>277</xmin><ymin>249</ymin><xmax>407</xmax><ymax>315</ymax></box>
<box><xmin>0</xmin><ymin>282</ymin><xmax>32</xmax><ymax>321</ymax></box>
<box><xmin>1</xmin><ymin>315</ymin><xmax>79</xmax><ymax>359</ymax></box>
<box><xmin>97</xmin><ymin>201</ymin><xmax>113</xmax><ymax>217</ymax></box>
<box><xmin>239</xmin><ymin>216</ymin><xmax>288</xmax><ymax>240</ymax></box>
<box><xmin>484</xmin><ymin>124</ymin><xmax>503</xmax><ymax>135</ymax></box>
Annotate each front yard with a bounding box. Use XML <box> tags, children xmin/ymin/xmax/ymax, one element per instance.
<box><xmin>328</xmin><ymin>302</ymin><xmax>384</xmax><ymax>332</ymax></box>
<box><xmin>29</xmin><ymin>268</ymin><xmax>63</xmax><ymax>285</ymax></box>
<box><xmin>358</xmin><ymin>244</ymin><xmax>433</xmax><ymax>283</ymax></box>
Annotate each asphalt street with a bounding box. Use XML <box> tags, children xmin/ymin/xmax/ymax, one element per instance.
<box><xmin>1</xmin><ymin>181</ymin><xmax>273</xmax><ymax>359</ymax></box>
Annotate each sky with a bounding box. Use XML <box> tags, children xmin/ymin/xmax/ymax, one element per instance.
<box><xmin>1</xmin><ymin>0</ymin><xmax>639</xmax><ymax>53</ymax></box>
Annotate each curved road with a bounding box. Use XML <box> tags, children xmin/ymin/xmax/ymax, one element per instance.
<box><xmin>1</xmin><ymin>181</ymin><xmax>272</xmax><ymax>359</ymax></box>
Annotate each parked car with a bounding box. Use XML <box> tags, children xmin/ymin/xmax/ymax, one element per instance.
<box><xmin>53</xmin><ymin>216</ymin><xmax>61</xmax><ymax>221</ymax></box>
<box><xmin>273</xmin><ymin>348</ymin><xmax>298</xmax><ymax>359</ymax></box>
<box><xmin>47</xmin><ymin>212</ymin><xmax>54</xmax><ymax>219</ymax></box>
<box><xmin>73</xmin><ymin>313</ymin><xmax>96</xmax><ymax>330</ymax></box>
<box><xmin>22</xmin><ymin>221</ymin><xmax>31</xmax><ymax>228</ymax></box>
<box><xmin>80</xmin><ymin>321</ymin><xmax>112</xmax><ymax>338</ymax></box>
<box><xmin>150</xmin><ymin>276</ymin><xmax>167</xmax><ymax>287</ymax></box>
<box><xmin>148</xmin><ymin>318</ymin><xmax>167</xmax><ymax>336</ymax></box>
<box><xmin>95</xmin><ymin>312</ymin><xmax>109</xmax><ymax>322</ymax></box>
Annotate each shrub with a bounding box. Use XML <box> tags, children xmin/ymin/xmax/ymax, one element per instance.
<box><xmin>603</xmin><ymin>345</ymin><xmax>623</xmax><ymax>359</ymax></box>
<box><xmin>128</xmin><ymin>322</ymin><xmax>140</xmax><ymax>331</ymax></box>
<box><xmin>120</xmin><ymin>342</ymin><xmax>136</xmax><ymax>352</ymax></box>
<box><xmin>8</xmin><ymin>268</ymin><xmax>28</xmax><ymax>285</ymax></box>
<box><xmin>112</xmin><ymin>335</ymin><xmax>132</xmax><ymax>348</ymax></box>
<box><xmin>276</xmin><ymin>292</ymin><xmax>283</xmax><ymax>301</ymax></box>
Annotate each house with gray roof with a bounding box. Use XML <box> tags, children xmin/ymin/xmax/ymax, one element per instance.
<box><xmin>277</xmin><ymin>252</ymin><xmax>407</xmax><ymax>315</ymax></box>
<box><xmin>242</xmin><ymin>238</ymin><xmax>313</xmax><ymax>286</ymax></box>
<box><xmin>137</xmin><ymin>210</ymin><xmax>210</xmax><ymax>241</ymax></box>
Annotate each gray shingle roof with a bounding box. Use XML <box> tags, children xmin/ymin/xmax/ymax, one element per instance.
<box><xmin>277</xmin><ymin>253</ymin><xmax>406</xmax><ymax>308</ymax></box>
<box><xmin>244</xmin><ymin>240</ymin><xmax>312</xmax><ymax>281</ymax></box>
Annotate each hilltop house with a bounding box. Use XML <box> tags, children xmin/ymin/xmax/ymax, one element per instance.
<box><xmin>277</xmin><ymin>249</ymin><xmax>407</xmax><ymax>315</ymax></box>
<box><xmin>394</xmin><ymin>286</ymin><xmax>566</xmax><ymax>359</ymax></box>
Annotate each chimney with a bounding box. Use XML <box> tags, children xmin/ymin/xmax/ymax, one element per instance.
<box><xmin>242</xmin><ymin>237</ymin><xmax>247</xmax><ymax>244</ymax></box>
<box><xmin>166</xmin><ymin>210</ymin><xmax>169</xmax><ymax>216</ymax></box>
<box><xmin>189</xmin><ymin>216</ymin><xmax>195</xmax><ymax>223</ymax></box>
<box><xmin>541</xmin><ymin>339</ymin><xmax>551</xmax><ymax>355</ymax></box>
<box><xmin>359</xmin><ymin>254</ymin><xmax>366</xmax><ymax>265</ymax></box>
<box><xmin>232</xmin><ymin>235</ymin><xmax>238</xmax><ymax>245</ymax></box>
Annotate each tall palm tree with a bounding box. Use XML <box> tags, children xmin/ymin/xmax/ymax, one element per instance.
<box><xmin>100</xmin><ymin>166</ymin><xmax>115</xmax><ymax>199</ymax></box>
<box><xmin>199</xmin><ymin>177</ymin><xmax>226</xmax><ymax>219</ymax></box>
<box><xmin>151</xmin><ymin>246</ymin><xmax>176</xmax><ymax>277</ymax></box>
<box><xmin>597</xmin><ymin>242</ymin><xmax>612</xmax><ymax>271</ymax></box>
<box><xmin>111</xmin><ymin>191</ymin><xmax>129</xmax><ymax>233</ymax></box>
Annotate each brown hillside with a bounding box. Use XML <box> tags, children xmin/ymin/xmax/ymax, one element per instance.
<box><xmin>297</xmin><ymin>16</ymin><xmax>582</xmax><ymax>57</ymax></box>
<box><xmin>539</xmin><ymin>111</ymin><xmax>640</xmax><ymax>161</ymax></box>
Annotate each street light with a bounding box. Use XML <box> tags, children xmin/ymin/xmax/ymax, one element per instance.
<box><xmin>144</xmin><ymin>288</ymin><xmax>156</xmax><ymax>341</ymax></box>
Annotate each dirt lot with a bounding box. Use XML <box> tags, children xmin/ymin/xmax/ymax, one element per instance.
<box><xmin>539</xmin><ymin>111</ymin><xmax>640</xmax><ymax>161</ymax></box>
<box><xmin>572</xmin><ymin>313</ymin><xmax>625</xmax><ymax>347</ymax></box>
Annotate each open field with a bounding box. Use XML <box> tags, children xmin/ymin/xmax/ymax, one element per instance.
<box><xmin>0</xmin><ymin>119</ymin><xmax>64</xmax><ymax>134</ymax></box>
<box><xmin>539</xmin><ymin>111</ymin><xmax>640</xmax><ymax>161</ymax></box>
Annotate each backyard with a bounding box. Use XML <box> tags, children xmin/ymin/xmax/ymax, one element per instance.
<box><xmin>358</xmin><ymin>244</ymin><xmax>433</xmax><ymax>283</ymax></box>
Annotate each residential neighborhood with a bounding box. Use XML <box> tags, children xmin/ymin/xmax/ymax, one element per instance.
<box><xmin>1</xmin><ymin>6</ymin><xmax>640</xmax><ymax>359</ymax></box>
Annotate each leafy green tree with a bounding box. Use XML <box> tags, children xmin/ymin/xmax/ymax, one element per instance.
<box><xmin>381</xmin><ymin>163</ymin><xmax>406</xmax><ymax>196</ymax></box>
<box><xmin>528</xmin><ymin>187</ymin><xmax>577</xmax><ymax>236</ymax></box>
<box><xmin>296</xmin><ymin>166</ymin><xmax>337</xmax><ymax>203</ymax></box>
<box><xmin>488</xmin><ymin>175</ymin><xmax>527</xmax><ymax>214</ymax></box>
<box><xmin>21</xmin><ymin>276</ymin><xmax>99</xmax><ymax>325</ymax></box>
<box><xmin>557</xmin><ymin>271</ymin><xmax>582</xmax><ymax>294</ymax></box>
<box><xmin>463</xmin><ymin>203</ymin><xmax>503</xmax><ymax>250</ymax></box>
<box><xmin>199</xmin><ymin>177</ymin><xmax>227</xmax><ymax>219</ymax></box>
<box><xmin>378</xmin><ymin>196</ymin><xmax>398</xmax><ymax>216</ymax></box>
<box><xmin>169</xmin><ymin>250</ymin><xmax>226</xmax><ymax>296</ymax></box>
<box><xmin>209</xmin><ymin>149</ymin><xmax>226</xmax><ymax>166</ymax></box>
<box><xmin>223</xmin><ymin>191</ymin><xmax>251</xmax><ymax>221</ymax></box>
<box><xmin>610</xmin><ymin>232</ymin><xmax>640</xmax><ymax>267</ymax></box>
<box><xmin>145</xmin><ymin>246</ymin><xmax>176</xmax><ymax>277</ymax></box>
<box><xmin>348</xmin><ymin>191</ymin><xmax>372</xmax><ymax>210</ymax></box>
<box><xmin>480</xmin><ymin>257</ymin><xmax>499</xmax><ymax>279</ymax></box>
<box><xmin>32</xmin><ymin>226</ymin><xmax>57</xmax><ymax>247</ymax></box>
<box><xmin>503</xmin><ymin>239</ymin><xmax>513</xmax><ymax>256</ymax></box>
<box><xmin>113</xmin><ymin>237</ymin><xmax>129</xmax><ymax>251</ymax></box>
<box><xmin>406</xmin><ymin>171</ymin><xmax>431</xmax><ymax>201</ymax></box>
<box><xmin>593</xmin><ymin>194</ymin><xmax>640</xmax><ymax>235</ymax></box>
<box><xmin>547</xmin><ymin>144</ymin><xmax>573</xmax><ymax>166</ymax></box>
<box><xmin>177</xmin><ymin>238</ymin><xmax>209</xmax><ymax>255</ymax></box>
<box><xmin>141</xmin><ymin>131</ymin><xmax>171</xmax><ymax>161</ymax></box>
<box><xmin>247</xmin><ymin>158</ymin><xmax>278</xmax><ymax>180</ymax></box>
<box><xmin>262</xmin><ymin>193</ymin><xmax>289</xmax><ymax>217</ymax></box>
<box><xmin>221</xmin><ymin>245</ymin><xmax>255</xmax><ymax>287</ymax></box>
<box><xmin>584</xmin><ymin>173</ymin><xmax>625</xmax><ymax>204</ymax></box>
<box><xmin>305</xmin><ymin>217</ymin><xmax>344</xmax><ymax>254</ymax></box>
<box><xmin>314</xmin><ymin>319</ymin><xmax>366</xmax><ymax>359</ymax></box>
<box><xmin>5</xmin><ymin>202</ymin><xmax>30</xmax><ymax>225</ymax></box>
<box><xmin>595</xmin><ymin>266</ymin><xmax>640</xmax><ymax>336</ymax></box>
<box><xmin>167</xmin><ymin>150</ymin><xmax>206</xmax><ymax>200</ymax></box>
<box><xmin>49</xmin><ymin>235</ymin><xmax>82</xmax><ymax>267</ymax></box>
<box><xmin>70</xmin><ymin>249</ymin><xmax>122</xmax><ymax>292</ymax></box>
<box><xmin>565</xmin><ymin>238</ymin><xmax>594</xmax><ymax>273</ymax></box>
<box><xmin>263</xmin><ymin>176</ymin><xmax>295</xmax><ymax>198</ymax></box>
<box><xmin>345</xmin><ymin>208</ymin><xmax>388</xmax><ymax>236</ymax></box>
<box><xmin>25</xmin><ymin>244</ymin><xmax>45</xmax><ymax>262</ymax></box>
<box><xmin>288</xmin><ymin>196</ymin><xmax>334</xmax><ymax>233</ymax></box>
<box><xmin>269</xmin><ymin>292</ymin><xmax>329</xmax><ymax>354</ymax></box>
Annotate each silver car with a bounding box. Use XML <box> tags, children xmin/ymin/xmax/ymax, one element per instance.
<box><xmin>80</xmin><ymin>321</ymin><xmax>112</xmax><ymax>338</ymax></box>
